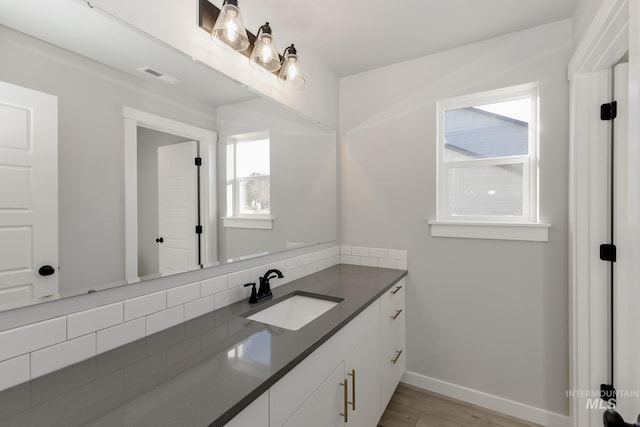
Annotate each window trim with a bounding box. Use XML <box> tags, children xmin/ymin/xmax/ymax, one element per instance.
<box><xmin>433</xmin><ymin>83</ymin><xmax>546</xmax><ymax>241</ymax></box>
<box><xmin>224</xmin><ymin>131</ymin><xmax>273</xmax><ymax>229</ymax></box>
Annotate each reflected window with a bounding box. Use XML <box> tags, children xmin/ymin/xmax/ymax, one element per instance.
<box><xmin>436</xmin><ymin>83</ymin><xmax>539</xmax><ymax>222</ymax></box>
<box><xmin>226</xmin><ymin>132</ymin><xmax>271</xmax><ymax>218</ymax></box>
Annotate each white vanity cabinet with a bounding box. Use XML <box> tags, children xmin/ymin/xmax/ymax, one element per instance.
<box><xmin>271</xmin><ymin>299</ymin><xmax>381</xmax><ymax>427</ymax></box>
<box><xmin>226</xmin><ymin>277</ymin><xmax>407</xmax><ymax>427</ymax></box>
<box><xmin>224</xmin><ymin>392</ymin><xmax>269</xmax><ymax>427</ymax></box>
<box><xmin>380</xmin><ymin>278</ymin><xmax>406</xmax><ymax>411</ymax></box>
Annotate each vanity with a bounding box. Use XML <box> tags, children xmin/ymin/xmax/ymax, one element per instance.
<box><xmin>0</xmin><ymin>264</ymin><xmax>406</xmax><ymax>427</ymax></box>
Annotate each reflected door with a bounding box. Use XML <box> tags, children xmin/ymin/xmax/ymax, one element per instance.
<box><xmin>157</xmin><ymin>140</ymin><xmax>199</xmax><ymax>274</ymax></box>
<box><xmin>0</xmin><ymin>81</ymin><xmax>58</xmax><ymax>309</ymax></box>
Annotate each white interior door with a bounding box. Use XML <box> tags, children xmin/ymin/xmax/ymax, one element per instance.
<box><xmin>612</xmin><ymin>62</ymin><xmax>640</xmax><ymax>421</ymax></box>
<box><xmin>0</xmin><ymin>80</ymin><xmax>58</xmax><ymax>309</ymax></box>
<box><xmin>157</xmin><ymin>140</ymin><xmax>198</xmax><ymax>275</ymax></box>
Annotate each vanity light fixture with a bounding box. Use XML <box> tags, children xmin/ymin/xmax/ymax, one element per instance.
<box><xmin>211</xmin><ymin>0</ymin><xmax>250</xmax><ymax>51</ymax></box>
<box><xmin>198</xmin><ymin>0</ymin><xmax>306</xmax><ymax>88</ymax></box>
<box><xmin>249</xmin><ymin>23</ymin><xmax>281</xmax><ymax>72</ymax></box>
<box><xmin>278</xmin><ymin>44</ymin><xmax>306</xmax><ymax>89</ymax></box>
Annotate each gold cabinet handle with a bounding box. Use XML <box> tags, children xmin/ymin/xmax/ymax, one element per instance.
<box><xmin>348</xmin><ymin>369</ymin><xmax>356</xmax><ymax>410</ymax></box>
<box><xmin>391</xmin><ymin>309</ymin><xmax>403</xmax><ymax>320</ymax></box>
<box><xmin>391</xmin><ymin>285</ymin><xmax>402</xmax><ymax>295</ymax></box>
<box><xmin>340</xmin><ymin>379</ymin><xmax>348</xmax><ymax>423</ymax></box>
<box><xmin>391</xmin><ymin>350</ymin><xmax>403</xmax><ymax>364</ymax></box>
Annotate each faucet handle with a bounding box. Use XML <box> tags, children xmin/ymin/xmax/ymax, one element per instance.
<box><xmin>243</xmin><ymin>282</ymin><xmax>258</xmax><ymax>304</ymax></box>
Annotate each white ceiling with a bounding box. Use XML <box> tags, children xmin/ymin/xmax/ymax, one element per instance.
<box><xmin>257</xmin><ymin>0</ymin><xmax>578</xmax><ymax>77</ymax></box>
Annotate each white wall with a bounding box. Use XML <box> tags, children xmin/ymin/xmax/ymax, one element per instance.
<box><xmin>87</xmin><ymin>0</ymin><xmax>339</xmax><ymax>130</ymax></box>
<box><xmin>340</xmin><ymin>19</ymin><xmax>572</xmax><ymax>420</ymax></box>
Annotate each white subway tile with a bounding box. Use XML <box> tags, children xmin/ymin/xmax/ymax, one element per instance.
<box><xmin>317</xmin><ymin>258</ymin><xmax>329</xmax><ymax>271</ymax></box>
<box><xmin>167</xmin><ymin>282</ymin><xmax>200</xmax><ymax>308</ymax></box>
<box><xmin>285</xmin><ymin>257</ymin><xmax>300</xmax><ymax>271</ymax></box>
<box><xmin>68</xmin><ymin>302</ymin><xmax>123</xmax><ymax>339</ymax></box>
<box><xmin>329</xmin><ymin>246</ymin><xmax>340</xmax><ymax>257</ymax></box>
<box><xmin>201</xmin><ymin>276</ymin><xmax>227</xmax><ymax>296</ymax></box>
<box><xmin>340</xmin><ymin>245</ymin><xmax>352</xmax><ymax>255</ymax></box>
<box><xmin>378</xmin><ymin>258</ymin><xmax>399</xmax><ymax>269</ymax></box>
<box><xmin>388</xmin><ymin>249</ymin><xmax>408</xmax><ymax>260</ymax></box>
<box><xmin>0</xmin><ymin>317</ymin><xmax>66</xmax><ymax>362</ymax></box>
<box><xmin>0</xmin><ymin>355</ymin><xmax>30</xmax><ymax>391</ymax></box>
<box><xmin>369</xmin><ymin>247</ymin><xmax>388</xmax><ymax>258</ymax></box>
<box><xmin>298</xmin><ymin>254</ymin><xmax>311</xmax><ymax>266</ymax></box>
<box><xmin>397</xmin><ymin>260</ymin><xmax>408</xmax><ymax>270</ymax></box>
<box><xmin>124</xmin><ymin>291</ymin><xmax>166</xmax><ymax>321</ymax></box>
<box><xmin>268</xmin><ymin>261</ymin><xmax>287</xmax><ymax>273</ymax></box>
<box><xmin>250</xmin><ymin>265</ymin><xmax>268</xmax><ymax>282</ymax></box>
<box><xmin>360</xmin><ymin>257</ymin><xmax>378</xmax><ymax>267</ymax></box>
<box><xmin>306</xmin><ymin>263</ymin><xmax>319</xmax><ymax>275</ymax></box>
<box><xmin>227</xmin><ymin>270</ymin><xmax>251</xmax><ymax>288</ymax></box>
<box><xmin>351</xmin><ymin>246</ymin><xmax>369</xmax><ymax>256</ymax></box>
<box><xmin>184</xmin><ymin>296</ymin><xmax>215</xmax><ymax>321</ymax></box>
<box><xmin>340</xmin><ymin>255</ymin><xmax>360</xmax><ymax>265</ymax></box>
<box><xmin>311</xmin><ymin>249</ymin><xmax>329</xmax><ymax>262</ymax></box>
<box><xmin>96</xmin><ymin>318</ymin><xmax>145</xmax><ymax>354</ymax></box>
<box><xmin>287</xmin><ymin>266</ymin><xmax>306</xmax><ymax>282</ymax></box>
<box><xmin>146</xmin><ymin>306</ymin><xmax>184</xmax><ymax>336</ymax></box>
<box><xmin>214</xmin><ymin>288</ymin><xmax>240</xmax><ymax>310</ymax></box>
<box><xmin>31</xmin><ymin>334</ymin><xmax>96</xmax><ymax>379</ymax></box>
<box><xmin>329</xmin><ymin>256</ymin><xmax>339</xmax><ymax>266</ymax></box>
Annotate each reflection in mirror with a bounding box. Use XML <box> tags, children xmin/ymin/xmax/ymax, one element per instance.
<box><xmin>0</xmin><ymin>0</ymin><xmax>336</xmax><ymax>312</ymax></box>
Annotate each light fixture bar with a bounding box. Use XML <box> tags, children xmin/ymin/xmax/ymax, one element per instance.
<box><xmin>199</xmin><ymin>0</ymin><xmax>257</xmax><ymax>61</ymax></box>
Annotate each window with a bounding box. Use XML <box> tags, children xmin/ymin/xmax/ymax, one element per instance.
<box><xmin>224</xmin><ymin>132</ymin><xmax>273</xmax><ymax>229</ymax></box>
<box><xmin>431</xmin><ymin>83</ymin><xmax>549</xmax><ymax>241</ymax></box>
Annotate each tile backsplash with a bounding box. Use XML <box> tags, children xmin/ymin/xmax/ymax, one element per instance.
<box><xmin>0</xmin><ymin>244</ymin><xmax>408</xmax><ymax>392</ymax></box>
<box><xmin>340</xmin><ymin>246</ymin><xmax>408</xmax><ymax>270</ymax></box>
<box><xmin>0</xmin><ymin>246</ymin><xmax>340</xmax><ymax>391</ymax></box>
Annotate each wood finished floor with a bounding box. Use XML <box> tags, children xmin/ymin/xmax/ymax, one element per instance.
<box><xmin>378</xmin><ymin>384</ymin><xmax>543</xmax><ymax>427</ymax></box>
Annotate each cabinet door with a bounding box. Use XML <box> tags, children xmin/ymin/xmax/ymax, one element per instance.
<box><xmin>345</xmin><ymin>318</ymin><xmax>381</xmax><ymax>427</ymax></box>
<box><xmin>381</xmin><ymin>279</ymin><xmax>406</xmax><ymax>411</ymax></box>
<box><xmin>225</xmin><ymin>392</ymin><xmax>269</xmax><ymax>427</ymax></box>
<box><xmin>283</xmin><ymin>362</ymin><xmax>346</xmax><ymax>427</ymax></box>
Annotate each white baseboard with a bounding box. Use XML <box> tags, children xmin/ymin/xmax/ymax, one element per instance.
<box><xmin>402</xmin><ymin>371</ymin><xmax>571</xmax><ymax>427</ymax></box>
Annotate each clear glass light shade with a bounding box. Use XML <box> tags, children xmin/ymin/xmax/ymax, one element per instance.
<box><xmin>211</xmin><ymin>2</ymin><xmax>250</xmax><ymax>51</ymax></box>
<box><xmin>278</xmin><ymin>51</ymin><xmax>305</xmax><ymax>89</ymax></box>
<box><xmin>249</xmin><ymin>32</ymin><xmax>281</xmax><ymax>72</ymax></box>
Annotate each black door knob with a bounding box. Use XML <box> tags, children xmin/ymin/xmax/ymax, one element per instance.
<box><xmin>156</xmin><ymin>237</ymin><xmax>164</xmax><ymax>243</ymax></box>
<box><xmin>38</xmin><ymin>265</ymin><xmax>55</xmax><ymax>276</ymax></box>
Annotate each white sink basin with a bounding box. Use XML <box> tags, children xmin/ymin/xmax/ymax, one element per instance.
<box><xmin>245</xmin><ymin>292</ymin><xmax>342</xmax><ymax>331</ymax></box>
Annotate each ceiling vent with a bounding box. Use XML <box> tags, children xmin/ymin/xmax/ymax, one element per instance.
<box><xmin>137</xmin><ymin>66</ymin><xmax>180</xmax><ymax>84</ymax></box>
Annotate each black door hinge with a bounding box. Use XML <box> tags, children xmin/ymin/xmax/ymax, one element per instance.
<box><xmin>195</xmin><ymin>157</ymin><xmax>202</xmax><ymax>166</ymax></box>
<box><xmin>195</xmin><ymin>225</ymin><xmax>203</xmax><ymax>234</ymax></box>
<box><xmin>600</xmin><ymin>244</ymin><xmax>617</xmax><ymax>262</ymax></box>
<box><xmin>601</xmin><ymin>101</ymin><xmax>617</xmax><ymax>121</ymax></box>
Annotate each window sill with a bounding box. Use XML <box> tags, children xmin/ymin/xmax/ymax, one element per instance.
<box><xmin>222</xmin><ymin>216</ymin><xmax>275</xmax><ymax>230</ymax></box>
<box><xmin>428</xmin><ymin>220</ymin><xmax>550</xmax><ymax>242</ymax></box>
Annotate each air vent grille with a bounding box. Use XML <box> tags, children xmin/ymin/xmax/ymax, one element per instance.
<box><xmin>137</xmin><ymin>66</ymin><xmax>180</xmax><ymax>84</ymax></box>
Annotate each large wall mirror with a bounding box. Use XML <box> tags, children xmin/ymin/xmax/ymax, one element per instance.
<box><xmin>0</xmin><ymin>0</ymin><xmax>336</xmax><ymax>312</ymax></box>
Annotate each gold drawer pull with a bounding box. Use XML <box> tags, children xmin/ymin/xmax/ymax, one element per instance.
<box><xmin>391</xmin><ymin>309</ymin><xmax>403</xmax><ymax>320</ymax></box>
<box><xmin>391</xmin><ymin>350</ymin><xmax>403</xmax><ymax>364</ymax></box>
<box><xmin>340</xmin><ymin>379</ymin><xmax>349</xmax><ymax>422</ymax></box>
<box><xmin>390</xmin><ymin>285</ymin><xmax>402</xmax><ymax>295</ymax></box>
<box><xmin>348</xmin><ymin>369</ymin><xmax>356</xmax><ymax>410</ymax></box>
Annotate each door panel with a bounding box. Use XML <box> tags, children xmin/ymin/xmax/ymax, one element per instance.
<box><xmin>157</xmin><ymin>140</ymin><xmax>198</xmax><ymax>274</ymax></box>
<box><xmin>0</xmin><ymin>80</ymin><xmax>58</xmax><ymax>308</ymax></box>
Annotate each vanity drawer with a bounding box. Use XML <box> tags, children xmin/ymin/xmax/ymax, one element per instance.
<box><xmin>380</xmin><ymin>278</ymin><xmax>406</xmax><ymax>410</ymax></box>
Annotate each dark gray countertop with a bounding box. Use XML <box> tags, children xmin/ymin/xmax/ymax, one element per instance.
<box><xmin>0</xmin><ymin>265</ymin><xmax>406</xmax><ymax>427</ymax></box>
